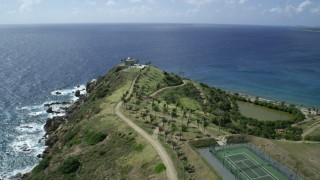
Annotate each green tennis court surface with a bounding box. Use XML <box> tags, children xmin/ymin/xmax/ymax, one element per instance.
<box><xmin>215</xmin><ymin>147</ymin><xmax>286</xmax><ymax>180</ymax></box>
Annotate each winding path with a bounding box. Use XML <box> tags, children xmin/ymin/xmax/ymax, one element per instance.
<box><xmin>149</xmin><ymin>80</ymin><xmax>187</xmax><ymax>98</ymax></box>
<box><xmin>302</xmin><ymin>122</ymin><xmax>320</xmax><ymax>139</ymax></box>
<box><xmin>115</xmin><ymin>75</ymin><xmax>178</xmax><ymax>180</ymax></box>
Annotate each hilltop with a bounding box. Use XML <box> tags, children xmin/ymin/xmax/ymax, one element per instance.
<box><xmin>25</xmin><ymin>63</ymin><xmax>320</xmax><ymax>180</ymax></box>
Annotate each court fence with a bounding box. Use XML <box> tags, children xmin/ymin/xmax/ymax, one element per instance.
<box><xmin>209</xmin><ymin>143</ymin><xmax>301</xmax><ymax>180</ymax></box>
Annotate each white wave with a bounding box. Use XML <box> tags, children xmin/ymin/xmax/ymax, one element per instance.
<box><xmin>15</xmin><ymin>123</ymin><xmax>44</xmax><ymax>133</ymax></box>
<box><xmin>27</xmin><ymin>111</ymin><xmax>47</xmax><ymax>117</ymax></box>
<box><xmin>2</xmin><ymin>165</ymin><xmax>37</xmax><ymax>180</ymax></box>
<box><xmin>51</xmin><ymin>84</ymin><xmax>87</xmax><ymax>96</ymax></box>
<box><xmin>18</xmin><ymin>104</ymin><xmax>43</xmax><ymax>111</ymax></box>
<box><xmin>10</xmin><ymin>133</ymin><xmax>46</xmax><ymax>154</ymax></box>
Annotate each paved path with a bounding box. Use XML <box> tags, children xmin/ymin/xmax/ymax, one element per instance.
<box><xmin>149</xmin><ymin>80</ymin><xmax>187</xmax><ymax>98</ymax></box>
<box><xmin>115</xmin><ymin>75</ymin><xmax>178</xmax><ymax>180</ymax></box>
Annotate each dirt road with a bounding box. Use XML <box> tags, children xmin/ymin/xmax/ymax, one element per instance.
<box><xmin>115</xmin><ymin>75</ymin><xmax>178</xmax><ymax>180</ymax></box>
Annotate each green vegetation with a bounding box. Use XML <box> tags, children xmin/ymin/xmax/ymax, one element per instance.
<box><xmin>32</xmin><ymin>156</ymin><xmax>52</xmax><ymax>174</ymax></box>
<box><xmin>272</xmin><ymin>140</ymin><xmax>320</xmax><ymax>179</ymax></box>
<box><xmin>58</xmin><ymin>156</ymin><xmax>81</xmax><ymax>174</ymax></box>
<box><xmin>30</xmin><ymin>65</ymin><xmax>165</xmax><ymax>180</ymax></box>
<box><xmin>189</xmin><ymin>138</ymin><xmax>216</xmax><ymax>148</ymax></box>
<box><xmin>154</xmin><ymin>163</ymin><xmax>166</xmax><ymax>173</ymax></box>
<box><xmin>305</xmin><ymin>127</ymin><xmax>320</xmax><ymax>141</ymax></box>
<box><xmin>237</xmin><ymin>101</ymin><xmax>292</xmax><ymax>121</ymax></box>
<box><xmin>134</xmin><ymin>143</ymin><xmax>144</xmax><ymax>152</ymax></box>
<box><xmin>84</xmin><ymin>130</ymin><xmax>107</xmax><ymax>145</ymax></box>
<box><xmin>134</xmin><ymin>66</ymin><xmax>183</xmax><ymax>96</ymax></box>
<box><xmin>30</xmin><ymin>63</ymin><xmax>311</xmax><ymax>180</ymax></box>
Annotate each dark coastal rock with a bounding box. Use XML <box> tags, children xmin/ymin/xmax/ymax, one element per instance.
<box><xmin>9</xmin><ymin>173</ymin><xmax>22</xmax><ymax>180</ymax></box>
<box><xmin>86</xmin><ymin>81</ymin><xmax>96</xmax><ymax>93</ymax></box>
<box><xmin>44</xmin><ymin>101</ymin><xmax>71</xmax><ymax>107</ymax></box>
<box><xmin>41</xmin><ymin>147</ymin><xmax>51</xmax><ymax>158</ymax></box>
<box><xmin>75</xmin><ymin>90</ymin><xmax>81</xmax><ymax>97</ymax></box>
<box><xmin>44</xmin><ymin>117</ymin><xmax>64</xmax><ymax>133</ymax></box>
<box><xmin>46</xmin><ymin>107</ymin><xmax>54</xmax><ymax>113</ymax></box>
<box><xmin>45</xmin><ymin>134</ymin><xmax>59</xmax><ymax>147</ymax></box>
<box><xmin>55</xmin><ymin>91</ymin><xmax>62</xmax><ymax>95</ymax></box>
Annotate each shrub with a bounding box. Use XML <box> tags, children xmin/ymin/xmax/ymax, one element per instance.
<box><xmin>84</xmin><ymin>131</ymin><xmax>107</xmax><ymax>145</ymax></box>
<box><xmin>134</xmin><ymin>144</ymin><xmax>144</xmax><ymax>152</ymax></box>
<box><xmin>32</xmin><ymin>156</ymin><xmax>52</xmax><ymax>173</ymax></box>
<box><xmin>189</xmin><ymin>138</ymin><xmax>216</xmax><ymax>148</ymax></box>
<box><xmin>58</xmin><ymin>156</ymin><xmax>81</xmax><ymax>174</ymax></box>
<box><xmin>154</xmin><ymin>163</ymin><xmax>166</xmax><ymax>173</ymax></box>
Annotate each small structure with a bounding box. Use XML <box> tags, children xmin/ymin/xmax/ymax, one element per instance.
<box><xmin>122</xmin><ymin>57</ymin><xmax>148</xmax><ymax>69</ymax></box>
<box><xmin>124</xmin><ymin>57</ymin><xmax>137</xmax><ymax>67</ymax></box>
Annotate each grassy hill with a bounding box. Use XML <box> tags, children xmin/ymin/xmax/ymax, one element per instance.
<box><xmin>28</xmin><ymin>66</ymin><xmax>166</xmax><ymax>180</ymax></box>
<box><xmin>27</xmin><ymin>64</ymin><xmax>317</xmax><ymax>180</ymax></box>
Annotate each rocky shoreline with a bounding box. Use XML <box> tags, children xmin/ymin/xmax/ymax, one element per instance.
<box><xmin>8</xmin><ymin>80</ymin><xmax>97</xmax><ymax>180</ymax></box>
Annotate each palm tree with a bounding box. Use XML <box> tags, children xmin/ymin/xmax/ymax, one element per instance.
<box><xmin>182</xmin><ymin>110</ymin><xmax>187</xmax><ymax>125</ymax></box>
<box><xmin>171</xmin><ymin>123</ymin><xmax>177</xmax><ymax>139</ymax></box>
<box><xmin>203</xmin><ymin>119</ymin><xmax>209</xmax><ymax>132</ymax></box>
<box><xmin>162</xmin><ymin>118</ymin><xmax>168</xmax><ymax>127</ymax></box>
<box><xmin>142</xmin><ymin>112</ymin><xmax>147</xmax><ymax>122</ymax></box>
<box><xmin>152</xmin><ymin>104</ymin><xmax>160</xmax><ymax>117</ymax></box>
<box><xmin>164</xmin><ymin>130</ymin><xmax>170</xmax><ymax>140</ymax></box>
<box><xmin>196</xmin><ymin>119</ymin><xmax>201</xmax><ymax>131</ymax></box>
<box><xmin>186</xmin><ymin>116</ymin><xmax>192</xmax><ymax>128</ymax></box>
<box><xmin>163</xmin><ymin>104</ymin><xmax>169</xmax><ymax>114</ymax></box>
<box><xmin>149</xmin><ymin>114</ymin><xmax>155</xmax><ymax>125</ymax></box>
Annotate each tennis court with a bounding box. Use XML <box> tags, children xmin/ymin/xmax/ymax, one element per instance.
<box><xmin>215</xmin><ymin>147</ymin><xmax>286</xmax><ymax>180</ymax></box>
<box><xmin>226</xmin><ymin>153</ymin><xmax>277</xmax><ymax>180</ymax></box>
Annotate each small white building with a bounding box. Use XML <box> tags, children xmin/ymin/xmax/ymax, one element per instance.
<box><xmin>124</xmin><ymin>57</ymin><xmax>136</xmax><ymax>67</ymax></box>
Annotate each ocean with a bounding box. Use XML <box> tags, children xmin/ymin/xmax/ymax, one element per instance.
<box><xmin>0</xmin><ymin>24</ymin><xmax>319</xmax><ymax>178</ymax></box>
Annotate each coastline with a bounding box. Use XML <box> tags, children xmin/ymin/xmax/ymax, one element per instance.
<box><xmin>6</xmin><ymin>69</ymin><xmax>318</xmax><ymax>179</ymax></box>
<box><xmin>225</xmin><ymin>90</ymin><xmax>319</xmax><ymax>117</ymax></box>
<box><xmin>5</xmin><ymin>83</ymin><xmax>91</xmax><ymax>180</ymax></box>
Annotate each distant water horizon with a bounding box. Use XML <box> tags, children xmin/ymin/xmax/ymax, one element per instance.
<box><xmin>0</xmin><ymin>24</ymin><xmax>319</xmax><ymax>178</ymax></box>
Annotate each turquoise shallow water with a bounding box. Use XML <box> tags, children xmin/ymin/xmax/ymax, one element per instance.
<box><xmin>0</xmin><ymin>24</ymin><xmax>319</xmax><ymax>177</ymax></box>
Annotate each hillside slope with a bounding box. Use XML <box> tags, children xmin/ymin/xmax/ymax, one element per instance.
<box><xmin>28</xmin><ymin>66</ymin><xmax>166</xmax><ymax>180</ymax></box>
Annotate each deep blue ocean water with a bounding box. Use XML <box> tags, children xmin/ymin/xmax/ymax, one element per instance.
<box><xmin>0</xmin><ymin>24</ymin><xmax>319</xmax><ymax>177</ymax></box>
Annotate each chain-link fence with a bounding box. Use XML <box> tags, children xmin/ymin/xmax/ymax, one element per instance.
<box><xmin>210</xmin><ymin>143</ymin><xmax>301</xmax><ymax>180</ymax></box>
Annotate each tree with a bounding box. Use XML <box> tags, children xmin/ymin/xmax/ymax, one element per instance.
<box><xmin>171</xmin><ymin>109</ymin><xmax>178</xmax><ymax>121</ymax></box>
<box><xmin>153</xmin><ymin>104</ymin><xmax>160</xmax><ymax>117</ymax></box>
<box><xmin>149</xmin><ymin>114</ymin><xmax>155</xmax><ymax>125</ymax></box>
<box><xmin>171</xmin><ymin>123</ymin><xmax>177</xmax><ymax>139</ymax></box>
<box><xmin>162</xmin><ymin>118</ymin><xmax>168</xmax><ymax>127</ymax></box>
<box><xmin>142</xmin><ymin>112</ymin><xmax>148</xmax><ymax>122</ymax></box>
<box><xmin>164</xmin><ymin>130</ymin><xmax>170</xmax><ymax>140</ymax></box>
<box><xmin>186</xmin><ymin>116</ymin><xmax>192</xmax><ymax>128</ymax></box>
<box><xmin>182</xmin><ymin>111</ymin><xmax>187</xmax><ymax>125</ymax></box>
<box><xmin>196</xmin><ymin>119</ymin><xmax>201</xmax><ymax>131</ymax></box>
<box><xmin>203</xmin><ymin>119</ymin><xmax>209</xmax><ymax>132</ymax></box>
<box><xmin>163</xmin><ymin>104</ymin><xmax>169</xmax><ymax>114</ymax></box>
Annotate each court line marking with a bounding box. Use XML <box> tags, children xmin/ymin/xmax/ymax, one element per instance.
<box><xmin>242</xmin><ymin>153</ymin><xmax>278</xmax><ymax>180</ymax></box>
<box><xmin>236</xmin><ymin>159</ymin><xmax>262</xmax><ymax>178</ymax></box>
<box><xmin>225</xmin><ymin>155</ymin><xmax>253</xmax><ymax>180</ymax></box>
<box><xmin>225</xmin><ymin>152</ymin><xmax>277</xmax><ymax>180</ymax></box>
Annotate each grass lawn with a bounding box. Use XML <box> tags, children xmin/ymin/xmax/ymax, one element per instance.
<box><xmin>237</xmin><ymin>101</ymin><xmax>292</xmax><ymax>121</ymax></box>
<box><xmin>297</xmin><ymin>118</ymin><xmax>320</xmax><ymax>131</ymax></box>
<box><xmin>305</xmin><ymin>127</ymin><xmax>320</xmax><ymax>141</ymax></box>
<box><xmin>272</xmin><ymin>140</ymin><xmax>320</xmax><ymax>179</ymax></box>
